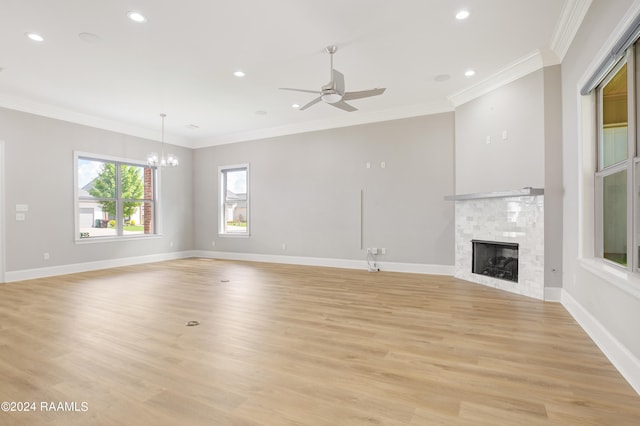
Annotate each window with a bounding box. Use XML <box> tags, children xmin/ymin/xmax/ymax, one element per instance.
<box><xmin>595</xmin><ymin>45</ymin><xmax>638</xmax><ymax>270</ymax></box>
<box><xmin>219</xmin><ymin>165</ymin><xmax>249</xmax><ymax>235</ymax></box>
<box><xmin>76</xmin><ymin>153</ymin><xmax>157</xmax><ymax>240</ymax></box>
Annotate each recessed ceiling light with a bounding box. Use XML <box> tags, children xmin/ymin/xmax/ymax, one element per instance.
<box><xmin>456</xmin><ymin>10</ymin><xmax>470</xmax><ymax>20</ymax></box>
<box><xmin>233</xmin><ymin>71</ymin><xmax>245</xmax><ymax>77</ymax></box>
<box><xmin>465</xmin><ymin>69</ymin><xmax>476</xmax><ymax>77</ymax></box>
<box><xmin>291</xmin><ymin>103</ymin><xmax>300</xmax><ymax>109</ymax></box>
<box><xmin>127</xmin><ymin>11</ymin><xmax>147</xmax><ymax>23</ymax></box>
<box><xmin>25</xmin><ymin>32</ymin><xmax>44</xmax><ymax>42</ymax></box>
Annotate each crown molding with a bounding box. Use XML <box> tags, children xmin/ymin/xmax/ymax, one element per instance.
<box><xmin>551</xmin><ymin>0</ymin><xmax>593</xmax><ymax>61</ymax></box>
<box><xmin>192</xmin><ymin>100</ymin><xmax>454</xmax><ymax>148</ymax></box>
<box><xmin>448</xmin><ymin>49</ymin><xmax>558</xmax><ymax>108</ymax></box>
<box><xmin>0</xmin><ymin>93</ymin><xmax>194</xmax><ymax>149</ymax></box>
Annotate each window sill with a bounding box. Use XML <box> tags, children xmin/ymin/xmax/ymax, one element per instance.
<box><xmin>75</xmin><ymin>234</ymin><xmax>163</xmax><ymax>244</ymax></box>
<box><xmin>218</xmin><ymin>233</ymin><xmax>250</xmax><ymax>238</ymax></box>
<box><xmin>578</xmin><ymin>257</ymin><xmax>640</xmax><ymax>300</ymax></box>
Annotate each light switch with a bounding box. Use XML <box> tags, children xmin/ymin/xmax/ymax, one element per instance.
<box><xmin>16</xmin><ymin>213</ymin><xmax>26</xmax><ymax>221</ymax></box>
<box><xmin>16</xmin><ymin>204</ymin><xmax>29</xmax><ymax>212</ymax></box>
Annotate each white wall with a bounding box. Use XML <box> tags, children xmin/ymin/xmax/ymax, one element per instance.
<box><xmin>193</xmin><ymin>113</ymin><xmax>455</xmax><ymax>268</ymax></box>
<box><xmin>561</xmin><ymin>0</ymin><xmax>640</xmax><ymax>391</ymax></box>
<box><xmin>0</xmin><ymin>107</ymin><xmax>193</xmax><ymax>276</ymax></box>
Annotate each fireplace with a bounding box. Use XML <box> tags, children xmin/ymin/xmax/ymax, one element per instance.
<box><xmin>448</xmin><ymin>190</ymin><xmax>543</xmax><ymax>299</ymax></box>
<box><xmin>472</xmin><ymin>240</ymin><xmax>519</xmax><ymax>283</ymax></box>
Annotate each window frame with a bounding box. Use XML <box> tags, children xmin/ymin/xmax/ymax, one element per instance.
<box><xmin>594</xmin><ymin>46</ymin><xmax>638</xmax><ymax>272</ymax></box>
<box><xmin>74</xmin><ymin>151</ymin><xmax>160</xmax><ymax>242</ymax></box>
<box><xmin>218</xmin><ymin>164</ymin><xmax>250</xmax><ymax>237</ymax></box>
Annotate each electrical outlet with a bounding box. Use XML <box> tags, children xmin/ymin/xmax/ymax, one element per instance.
<box><xmin>381</xmin><ymin>248</ymin><xmax>386</xmax><ymax>255</ymax></box>
<box><xmin>371</xmin><ymin>248</ymin><xmax>378</xmax><ymax>255</ymax></box>
<box><xmin>43</xmin><ymin>253</ymin><xmax>50</xmax><ymax>260</ymax></box>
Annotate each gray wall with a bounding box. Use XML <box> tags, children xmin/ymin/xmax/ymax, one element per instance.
<box><xmin>455</xmin><ymin>70</ymin><xmax>546</xmax><ymax>194</ymax></box>
<box><xmin>0</xmin><ymin>107</ymin><xmax>193</xmax><ymax>273</ymax></box>
<box><xmin>454</xmin><ymin>66</ymin><xmax>564</xmax><ymax>288</ymax></box>
<box><xmin>193</xmin><ymin>113</ymin><xmax>455</xmax><ymax>266</ymax></box>
<box><xmin>561</xmin><ymin>0</ymin><xmax>640</xmax><ymax>359</ymax></box>
<box><xmin>543</xmin><ymin>65</ymin><xmax>564</xmax><ymax>288</ymax></box>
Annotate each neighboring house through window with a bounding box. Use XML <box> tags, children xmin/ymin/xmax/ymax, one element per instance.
<box><xmin>75</xmin><ymin>153</ymin><xmax>157</xmax><ymax>240</ymax></box>
<box><xmin>219</xmin><ymin>164</ymin><xmax>249</xmax><ymax>235</ymax></box>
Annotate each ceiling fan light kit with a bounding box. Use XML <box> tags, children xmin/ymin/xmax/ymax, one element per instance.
<box><xmin>280</xmin><ymin>45</ymin><xmax>386</xmax><ymax>112</ymax></box>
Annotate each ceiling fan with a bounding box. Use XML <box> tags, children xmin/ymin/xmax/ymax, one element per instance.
<box><xmin>280</xmin><ymin>45</ymin><xmax>386</xmax><ymax>112</ymax></box>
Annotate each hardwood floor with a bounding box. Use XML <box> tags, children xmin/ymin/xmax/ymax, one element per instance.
<box><xmin>0</xmin><ymin>258</ymin><xmax>638</xmax><ymax>425</ymax></box>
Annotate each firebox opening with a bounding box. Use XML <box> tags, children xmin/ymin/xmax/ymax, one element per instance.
<box><xmin>472</xmin><ymin>240</ymin><xmax>519</xmax><ymax>283</ymax></box>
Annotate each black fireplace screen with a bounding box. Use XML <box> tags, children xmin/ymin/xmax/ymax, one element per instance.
<box><xmin>472</xmin><ymin>240</ymin><xmax>519</xmax><ymax>282</ymax></box>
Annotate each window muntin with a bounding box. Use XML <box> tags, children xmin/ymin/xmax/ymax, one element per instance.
<box><xmin>76</xmin><ymin>155</ymin><xmax>156</xmax><ymax>240</ymax></box>
<box><xmin>219</xmin><ymin>165</ymin><xmax>249</xmax><ymax>235</ymax></box>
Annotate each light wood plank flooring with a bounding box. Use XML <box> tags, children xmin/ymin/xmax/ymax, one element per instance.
<box><xmin>0</xmin><ymin>259</ymin><xmax>639</xmax><ymax>425</ymax></box>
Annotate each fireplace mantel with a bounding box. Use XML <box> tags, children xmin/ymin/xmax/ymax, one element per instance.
<box><xmin>444</xmin><ymin>187</ymin><xmax>544</xmax><ymax>201</ymax></box>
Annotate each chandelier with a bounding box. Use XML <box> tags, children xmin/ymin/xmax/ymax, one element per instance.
<box><xmin>147</xmin><ymin>113</ymin><xmax>178</xmax><ymax>167</ymax></box>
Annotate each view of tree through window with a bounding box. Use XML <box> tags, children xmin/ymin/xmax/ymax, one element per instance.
<box><xmin>77</xmin><ymin>156</ymin><xmax>156</xmax><ymax>239</ymax></box>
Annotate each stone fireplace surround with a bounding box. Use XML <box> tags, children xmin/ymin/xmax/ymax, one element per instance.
<box><xmin>446</xmin><ymin>188</ymin><xmax>545</xmax><ymax>300</ymax></box>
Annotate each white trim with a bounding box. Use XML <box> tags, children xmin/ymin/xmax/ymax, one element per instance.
<box><xmin>578</xmin><ymin>258</ymin><xmax>640</xmax><ymax>300</ymax></box>
<box><xmin>192</xmin><ymin>250</ymin><xmax>455</xmax><ymax>275</ymax></box>
<box><xmin>0</xmin><ymin>93</ymin><xmax>193</xmax><ymax>149</ymax></box>
<box><xmin>543</xmin><ymin>287</ymin><xmax>563</xmax><ymax>302</ymax></box>
<box><xmin>562</xmin><ymin>289</ymin><xmax>640</xmax><ymax>395</ymax></box>
<box><xmin>192</xmin><ymin>101</ymin><xmax>454</xmax><ymax>148</ymax></box>
<box><xmin>218</xmin><ymin>164</ymin><xmax>250</xmax><ymax>236</ymax></box>
<box><xmin>578</xmin><ymin>0</ymin><xmax>640</xmax><ymax>96</ymax></box>
<box><xmin>448</xmin><ymin>49</ymin><xmax>559</xmax><ymax>107</ymax></box>
<box><xmin>4</xmin><ymin>251</ymin><xmax>197</xmax><ymax>283</ymax></box>
<box><xmin>551</xmin><ymin>0</ymin><xmax>593</xmax><ymax>61</ymax></box>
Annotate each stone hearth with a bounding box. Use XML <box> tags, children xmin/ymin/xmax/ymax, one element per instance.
<box><xmin>447</xmin><ymin>190</ymin><xmax>544</xmax><ymax>300</ymax></box>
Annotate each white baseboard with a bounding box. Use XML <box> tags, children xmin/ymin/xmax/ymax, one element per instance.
<box><xmin>562</xmin><ymin>289</ymin><xmax>640</xmax><ymax>395</ymax></box>
<box><xmin>4</xmin><ymin>250</ymin><xmax>454</xmax><ymax>283</ymax></box>
<box><xmin>4</xmin><ymin>250</ymin><xmax>198</xmax><ymax>282</ymax></box>
<box><xmin>192</xmin><ymin>250</ymin><xmax>455</xmax><ymax>275</ymax></box>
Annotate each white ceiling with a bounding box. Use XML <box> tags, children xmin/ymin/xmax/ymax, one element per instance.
<box><xmin>0</xmin><ymin>0</ymin><xmax>582</xmax><ymax>148</ymax></box>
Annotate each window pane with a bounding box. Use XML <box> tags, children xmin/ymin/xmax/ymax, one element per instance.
<box><xmin>603</xmin><ymin>170</ymin><xmax>627</xmax><ymax>266</ymax></box>
<box><xmin>221</xmin><ymin>167</ymin><xmax>248</xmax><ymax>234</ymax></box>
<box><xmin>78</xmin><ymin>200</ymin><xmax>117</xmax><ymax>238</ymax></box>
<box><xmin>225</xmin><ymin>169</ymin><xmax>247</xmax><ymax>200</ymax></box>
<box><xmin>121</xmin><ymin>203</ymin><xmax>145</xmax><ymax>235</ymax></box>
<box><xmin>78</xmin><ymin>159</ymin><xmax>116</xmax><ymax>199</ymax></box>
<box><xmin>224</xmin><ymin>200</ymin><xmax>247</xmax><ymax>232</ymax></box>
<box><xmin>600</xmin><ymin>63</ymin><xmax>628</xmax><ymax>169</ymax></box>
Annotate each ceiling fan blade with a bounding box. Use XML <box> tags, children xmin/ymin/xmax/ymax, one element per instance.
<box><xmin>331</xmin><ymin>101</ymin><xmax>357</xmax><ymax>112</ymax></box>
<box><xmin>279</xmin><ymin>88</ymin><xmax>322</xmax><ymax>94</ymax></box>
<box><xmin>332</xmin><ymin>69</ymin><xmax>345</xmax><ymax>94</ymax></box>
<box><xmin>342</xmin><ymin>87</ymin><xmax>386</xmax><ymax>101</ymax></box>
<box><xmin>299</xmin><ymin>96</ymin><xmax>322</xmax><ymax>111</ymax></box>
